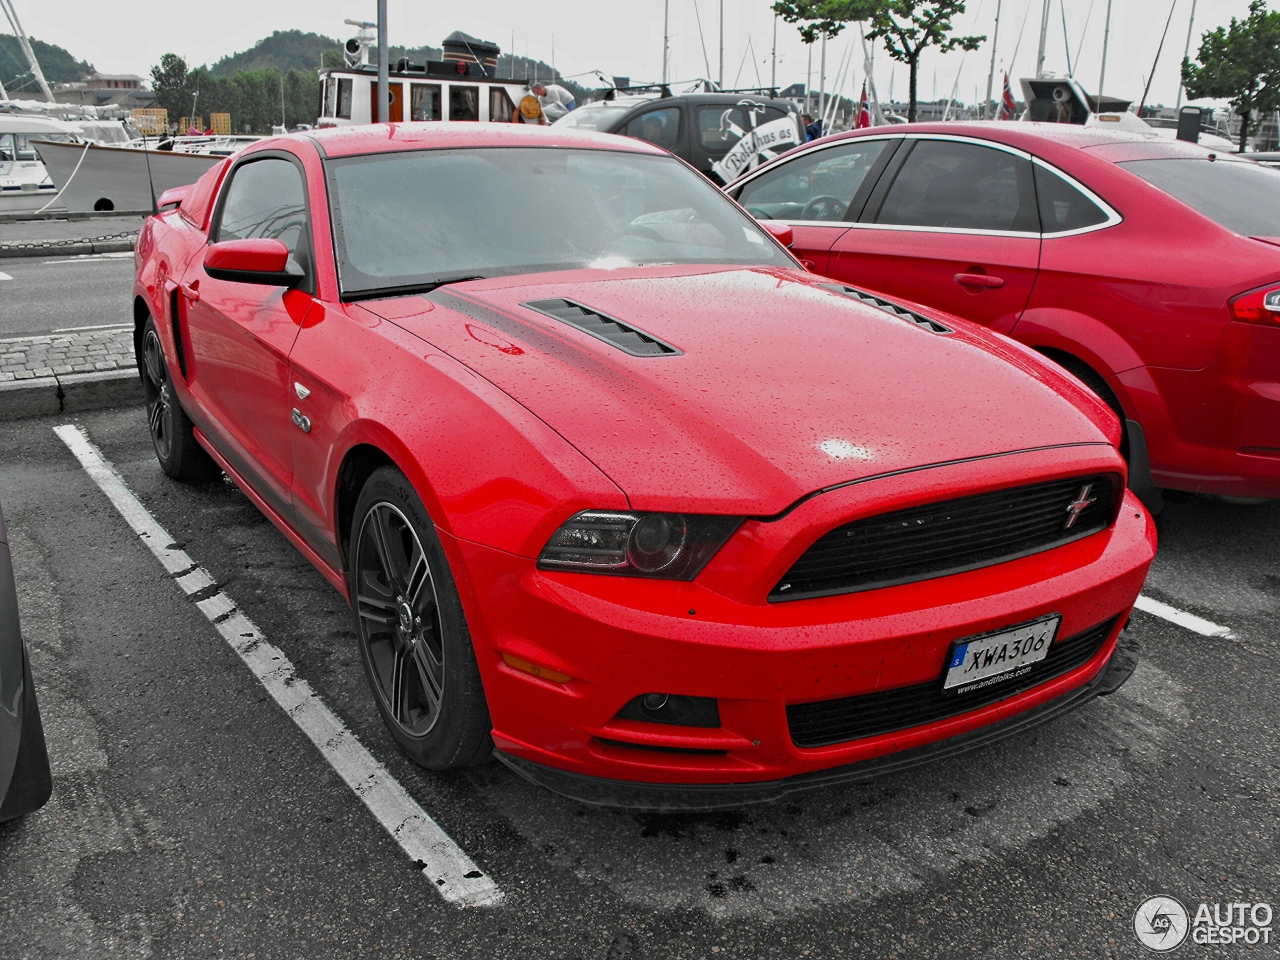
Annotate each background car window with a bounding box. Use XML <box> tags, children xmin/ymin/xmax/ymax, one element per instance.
<box><xmin>1034</xmin><ymin>164</ymin><xmax>1109</xmax><ymax>233</ymax></box>
<box><xmin>624</xmin><ymin>108</ymin><xmax>681</xmax><ymax>150</ymax></box>
<box><xmin>1118</xmin><ymin>157</ymin><xmax>1280</xmax><ymax>237</ymax></box>
<box><xmin>450</xmin><ymin>86</ymin><xmax>479</xmax><ymax>122</ymax></box>
<box><xmin>216</xmin><ymin>158</ymin><xmax>308</xmax><ymax>263</ymax></box>
<box><xmin>489</xmin><ymin>87</ymin><xmax>516</xmax><ymax>123</ymax></box>
<box><xmin>0</xmin><ymin>134</ymin><xmax>13</xmax><ymax>161</ymax></box>
<box><xmin>737</xmin><ymin>140</ymin><xmax>889</xmax><ymax>222</ymax></box>
<box><xmin>412</xmin><ymin>84</ymin><xmax>442</xmax><ymax>121</ymax></box>
<box><xmin>695</xmin><ymin>104</ymin><xmax>790</xmax><ymax>159</ymax></box>
<box><xmin>876</xmin><ymin>140</ymin><xmax>1038</xmax><ymax>232</ymax></box>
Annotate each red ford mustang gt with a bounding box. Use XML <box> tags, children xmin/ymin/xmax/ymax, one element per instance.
<box><xmin>727</xmin><ymin>123</ymin><xmax>1280</xmax><ymax>507</ymax></box>
<box><xmin>133</xmin><ymin>124</ymin><xmax>1155</xmax><ymax>808</ymax></box>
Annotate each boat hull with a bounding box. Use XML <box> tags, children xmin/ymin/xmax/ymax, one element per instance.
<box><xmin>32</xmin><ymin>140</ymin><xmax>222</xmax><ymax>214</ymax></box>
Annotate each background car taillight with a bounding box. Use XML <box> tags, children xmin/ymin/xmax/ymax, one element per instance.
<box><xmin>538</xmin><ymin>511</ymin><xmax>740</xmax><ymax>580</ymax></box>
<box><xmin>1229</xmin><ymin>285</ymin><xmax>1280</xmax><ymax>325</ymax></box>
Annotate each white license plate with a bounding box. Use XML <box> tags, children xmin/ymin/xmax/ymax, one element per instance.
<box><xmin>942</xmin><ymin>615</ymin><xmax>1061</xmax><ymax>694</ymax></box>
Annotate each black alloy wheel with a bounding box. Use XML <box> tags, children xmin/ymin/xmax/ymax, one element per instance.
<box><xmin>137</xmin><ymin>317</ymin><xmax>219</xmax><ymax>482</ymax></box>
<box><xmin>350</xmin><ymin>467</ymin><xmax>491</xmax><ymax>769</ymax></box>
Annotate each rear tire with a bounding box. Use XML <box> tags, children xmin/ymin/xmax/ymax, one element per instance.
<box><xmin>137</xmin><ymin>317</ymin><xmax>219</xmax><ymax>482</ymax></box>
<box><xmin>348</xmin><ymin>467</ymin><xmax>492</xmax><ymax>770</ymax></box>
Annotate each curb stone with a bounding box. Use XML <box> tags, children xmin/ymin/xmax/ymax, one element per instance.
<box><xmin>0</xmin><ymin>238</ymin><xmax>136</xmax><ymax>260</ymax></box>
<box><xmin>0</xmin><ymin>369</ymin><xmax>141</xmax><ymax>421</ymax></box>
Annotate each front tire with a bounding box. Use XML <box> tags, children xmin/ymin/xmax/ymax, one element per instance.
<box><xmin>349</xmin><ymin>467</ymin><xmax>491</xmax><ymax>770</ymax></box>
<box><xmin>137</xmin><ymin>317</ymin><xmax>219</xmax><ymax>482</ymax></box>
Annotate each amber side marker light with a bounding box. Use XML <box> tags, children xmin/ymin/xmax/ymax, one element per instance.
<box><xmin>502</xmin><ymin>653</ymin><xmax>574</xmax><ymax>684</ymax></box>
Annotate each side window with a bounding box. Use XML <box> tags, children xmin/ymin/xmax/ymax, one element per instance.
<box><xmin>695</xmin><ymin>104</ymin><xmax>790</xmax><ymax>159</ymax></box>
<box><xmin>1034</xmin><ymin>163</ymin><xmax>1109</xmax><ymax>232</ymax></box>
<box><xmin>624</xmin><ymin>107</ymin><xmax>681</xmax><ymax>151</ymax></box>
<box><xmin>0</xmin><ymin>134</ymin><xmax>13</xmax><ymax>162</ymax></box>
<box><xmin>450</xmin><ymin>86</ymin><xmax>480</xmax><ymax>121</ymax></box>
<box><xmin>336</xmin><ymin>79</ymin><xmax>353</xmax><ymax>120</ymax></box>
<box><xmin>490</xmin><ymin>87</ymin><xmax>517</xmax><ymax>123</ymax></box>
<box><xmin>737</xmin><ymin>140</ymin><xmax>890</xmax><ymax>222</ymax></box>
<box><xmin>876</xmin><ymin>140</ymin><xmax>1038</xmax><ymax>232</ymax></box>
<box><xmin>411</xmin><ymin>84</ymin><xmax>442</xmax><ymax>121</ymax></box>
<box><xmin>215</xmin><ymin>158</ymin><xmax>310</xmax><ymax>274</ymax></box>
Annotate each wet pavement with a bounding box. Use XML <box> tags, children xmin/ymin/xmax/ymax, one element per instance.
<box><xmin>0</xmin><ymin>405</ymin><xmax>1275</xmax><ymax>959</ymax></box>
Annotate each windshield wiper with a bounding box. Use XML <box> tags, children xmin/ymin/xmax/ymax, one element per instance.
<box><xmin>345</xmin><ymin>275</ymin><xmax>487</xmax><ymax>301</ymax></box>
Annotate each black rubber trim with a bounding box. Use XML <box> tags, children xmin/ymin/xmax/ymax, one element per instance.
<box><xmin>492</xmin><ymin>628</ymin><xmax>1137</xmax><ymax>811</ymax></box>
<box><xmin>0</xmin><ymin>647</ymin><xmax>52</xmax><ymax>822</ymax></box>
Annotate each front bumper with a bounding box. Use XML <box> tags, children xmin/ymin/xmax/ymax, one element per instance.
<box><xmin>495</xmin><ymin>627</ymin><xmax>1141</xmax><ymax>811</ymax></box>
<box><xmin>442</xmin><ymin>448</ymin><xmax>1156</xmax><ymax>796</ymax></box>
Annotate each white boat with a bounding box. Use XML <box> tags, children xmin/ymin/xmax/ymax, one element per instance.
<box><xmin>31</xmin><ymin>137</ymin><xmax>226</xmax><ymax>214</ymax></box>
<box><xmin>0</xmin><ymin>113</ymin><xmax>82</xmax><ymax>213</ymax></box>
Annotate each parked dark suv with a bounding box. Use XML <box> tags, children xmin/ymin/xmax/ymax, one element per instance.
<box><xmin>555</xmin><ymin>89</ymin><xmax>804</xmax><ymax>183</ymax></box>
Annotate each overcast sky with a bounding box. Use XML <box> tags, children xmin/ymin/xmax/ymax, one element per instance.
<box><xmin>10</xmin><ymin>0</ymin><xmax>1260</xmax><ymax>108</ymax></box>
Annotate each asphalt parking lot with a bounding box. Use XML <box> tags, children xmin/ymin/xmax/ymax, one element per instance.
<box><xmin>0</xmin><ymin>403</ymin><xmax>1275</xmax><ymax>959</ymax></box>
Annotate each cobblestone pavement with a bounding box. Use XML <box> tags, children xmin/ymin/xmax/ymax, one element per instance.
<box><xmin>0</xmin><ymin>326</ymin><xmax>133</xmax><ymax>382</ymax></box>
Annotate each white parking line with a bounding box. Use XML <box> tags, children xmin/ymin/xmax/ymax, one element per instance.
<box><xmin>51</xmin><ymin>323</ymin><xmax>132</xmax><ymax>333</ymax></box>
<box><xmin>42</xmin><ymin>252</ymin><xmax>135</xmax><ymax>264</ymax></box>
<box><xmin>1134</xmin><ymin>594</ymin><xmax>1235</xmax><ymax>639</ymax></box>
<box><xmin>53</xmin><ymin>424</ymin><xmax>503</xmax><ymax>909</ymax></box>
<box><xmin>0</xmin><ymin>271</ymin><xmax>11</xmax><ymax>281</ymax></box>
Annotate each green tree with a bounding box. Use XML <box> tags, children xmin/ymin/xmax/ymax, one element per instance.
<box><xmin>149</xmin><ymin>53</ymin><xmax>197</xmax><ymax>125</ymax></box>
<box><xmin>772</xmin><ymin>0</ymin><xmax>984</xmax><ymax>122</ymax></box>
<box><xmin>1182</xmin><ymin>0</ymin><xmax>1280</xmax><ymax>153</ymax></box>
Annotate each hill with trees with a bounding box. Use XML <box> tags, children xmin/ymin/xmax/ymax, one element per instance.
<box><xmin>1</xmin><ymin>34</ymin><xmax>94</xmax><ymax>92</ymax></box>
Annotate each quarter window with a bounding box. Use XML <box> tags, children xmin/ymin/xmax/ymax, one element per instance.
<box><xmin>1034</xmin><ymin>164</ymin><xmax>1109</xmax><ymax>232</ymax></box>
<box><xmin>737</xmin><ymin>140</ymin><xmax>889</xmax><ymax>222</ymax></box>
<box><xmin>876</xmin><ymin>140</ymin><xmax>1038</xmax><ymax>232</ymax></box>
<box><xmin>625</xmin><ymin>107</ymin><xmax>681</xmax><ymax>151</ymax></box>
<box><xmin>216</xmin><ymin>158</ymin><xmax>309</xmax><ymax>266</ymax></box>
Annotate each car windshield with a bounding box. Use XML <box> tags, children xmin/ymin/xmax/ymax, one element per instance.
<box><xmin>1118</xmin><ymin>157</ymin><xmax>1280</xmax><ymax>236</ymax></box>
<box><xmin>325</xmin><ymin>146</ymin><xmax>794</xmax><ymax>298</ymax></box>
<box><xmin>552</xmin><ymin>103</ymin><xmax>636</xmax><ymax>131</ymax></box>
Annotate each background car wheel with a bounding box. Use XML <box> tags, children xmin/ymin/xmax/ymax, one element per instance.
<box><xmin>137</xmin><ymin>318</ymin><xmax>219</xmax><ymax>482</ymax></box>
<box><xmin>349</xmin><ymin>467</ymin><xmax>491</xmax><ymax>770</ymax></box>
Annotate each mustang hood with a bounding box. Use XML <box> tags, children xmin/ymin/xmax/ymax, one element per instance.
<box><xmin>363</xmin><ymin>267</ymin><xmax>1114</xmax><ymax>515</ymax></box>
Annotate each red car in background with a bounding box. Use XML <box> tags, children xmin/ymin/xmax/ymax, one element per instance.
<box><xmin>728</xmin><ymin>124</ymin><xmax>1280</xmax><ymax>508</ymax></box>
<box><xmin>132</xmin><ymin>124</ymin><xmax>1154</xmax><ymax>808</ymax></box>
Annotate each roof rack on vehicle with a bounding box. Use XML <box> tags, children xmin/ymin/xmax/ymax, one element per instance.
<box><xmin>603</xmin><ymin>83</ymin><xmax>673</xmax><ymax>100</ymax></box>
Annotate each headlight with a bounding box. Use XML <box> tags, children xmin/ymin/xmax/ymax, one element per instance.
<box><xmin>538</xmin><ymin>511</ymin><xmax>741</xmax><ymax>580</ymax></box>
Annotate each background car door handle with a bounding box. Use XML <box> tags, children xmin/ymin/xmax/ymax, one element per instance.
<box><xmin>291</xmin><ymin>408</ymin><xmax>311</xmax><ymax>433</ymax></box>
<box><xmin>179</xmin><ymin>281</ymin><xmax>201</xmax><ymax>302</ymax></box>
<box><xmin>954</xmin><ymin>273</ymin><xmax>1005</xmax><ymax>290</ymax></box>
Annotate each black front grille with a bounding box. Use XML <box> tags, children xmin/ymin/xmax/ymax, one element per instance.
<box><xmin>772</xmin><ymin>475</ymin><xmax>1117</xmax><ymax>601</ymax></box>
<box><xmin>787</xmin><ymin>616</ymin><xmax>1118</xmax><ymax>748</ymax></box>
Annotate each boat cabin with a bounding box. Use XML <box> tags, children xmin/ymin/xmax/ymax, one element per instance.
<box><xmin>318</xmin><ymin>31</ymin><xmax>531</xmax><ymax>126</ymax></box>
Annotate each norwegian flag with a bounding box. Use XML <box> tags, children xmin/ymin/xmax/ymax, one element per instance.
<box><xmin>1000</xmin><ymin>71</ymin><xmax>1017</xmax><ymax>120</ymax></box>
<box><xmin>856</xmin><ymin>82</ymin><xmax>872</xmax><ymax>129</ymax></box>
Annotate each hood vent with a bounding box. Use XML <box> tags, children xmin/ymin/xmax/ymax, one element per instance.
<box><xmin>821</xmin><ymin>284</ymin><xmax>952</xmax><ymax>334</ymax></box>
<box><xmin>523</xmin><ymin>299</ymin><xmax>681</xmax><ymax>357</ymax></box>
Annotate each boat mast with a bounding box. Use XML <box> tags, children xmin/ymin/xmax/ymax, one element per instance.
<box><xmin>1098</xmin><ymin>0</ymin><xmax>1113</xmax><ymax>96</ymax></box>
<box><xmin>1035</xmin><ymin>0</ymin><xmax>1051</xmax><ymax>77</ymax></box>
<box><xmin>376</xmin><ymin>0</ymin><xmax>389</xmax><ymax>123</ymax></box>
<box><xmin>662</xmin><ymin>0</ymin><xmax>670</xmax><ymax>85</ymax></box>
<box><xmin>0</xmin><ymin>0</ymin><xmax>54</xmax><ymax>101</ymax></box>
<box><xmin>771</xmin><ymin>12</ymin><xmax>777</xmax><ymax>90</ymax></box>
<box><xmin>1176</xmin><ymin>0</ymin><xmax>1197</xmax><ymax>110</ymax></box>
<box><xmin>984</xmin><ymin>0</ymin><xmax>1003</xmax><ymax>119</ymax></box>
<box><xmin>718</xmin><ymin>0</ymin><xmax>725</xmax><ymax>88</ymax></box>
<box><xmin>819</xmin><ymin>29</ymin><xmax>827</xmax><ymax>125</ymax></box>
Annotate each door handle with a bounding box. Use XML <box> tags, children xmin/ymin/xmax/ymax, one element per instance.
<box><xmin>291</xmin><ymin>408</ymin><xmax>311</xmax><ymax>434</ymax></box>
<box><xmin>179</xmin><ymin>281</ymin><xmax>201</xmax><ymax>302</ymax></box>
<box><xmin>954</xmin><ymin>272</ymin><xmax>1005</xmax><ymax>289</ymax></box>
